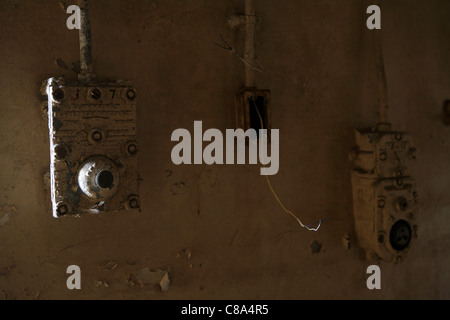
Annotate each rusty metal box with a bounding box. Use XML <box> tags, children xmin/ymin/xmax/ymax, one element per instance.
<box><xmin>43</xmin><ymin>78</ymin><xmax>140</xmax><ymax>217</ymax></box>
<box><xmin>351</xmin><ymin>125</ymin><xmax>418</xmax><ymax>262</ymax></box>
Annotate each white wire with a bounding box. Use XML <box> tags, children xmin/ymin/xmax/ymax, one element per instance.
<box><xmin>252</xmin><ymin>97</ymin><xmax>322</xmax><ymax>232</ymax></box>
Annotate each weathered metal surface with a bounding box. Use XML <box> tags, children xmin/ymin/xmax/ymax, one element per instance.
<box><xmin>78</xmin><ymin>0</ymin><xmax>94</xmax><ymax>84</ymax></box>
<box><xmin>351</xmin><ymin>125</ymin><xmax>418</xmax><ymax>263</ymax></box>
<box><xmin>43</xmin><ymin>78</ymin><xmax>140</xmax><ymax>217</ymax></box>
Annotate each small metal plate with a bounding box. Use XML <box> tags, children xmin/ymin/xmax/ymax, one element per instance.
<box><xmin>44</xmin><ymin>78</ymin><xmax>140</xmax><ymax>217</ymax></box>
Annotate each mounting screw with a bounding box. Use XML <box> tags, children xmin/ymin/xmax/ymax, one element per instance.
<box><xmin>95</xmin><ymin>170</ymin><xmax>115</xmax><ymax>189</ymax></box>
<box><xmin>90</xmin><ymin>88</ymin><xmax>101</xmax><ymax>100</ymax></box>
<box><xmin>126</xmin><ymin>89</ymin><xmax>136</xmax><ymax>101</ymax></box>
<box><xmin>379</xmin><ymin>152</ymin><xmax>387</xmax><ymax>161</ymax></box>
<box><xmin>57</xmin><ymin>203</ymin><xmax>68</xmax><ymax>216</ymax></box>
<box><xmin>91</xmin><ymin>130</ymin><xmax>103</xmax><ymax>142</ymax></box>
<box><xmin>128</xmin><ymin>196</ymin><xmax>140</xmax><ymax>209</ymax></box>
<box><xmin>377</xmin><ymin>233</ymin><xmax>385</xmax><ymax>243</ymax></box>
<box><xmin>377</xmin><ymin>199</ymin><xmax>385</xmax><ymax>208</ymax></box>
<box><xmin>127</xmin><ymin>143</ymin><xmax>138</xmax><ymax>155</ymax></box>
<box><xmin>54</xmin><ymin>144</ymin><xmax>69</xmax><ymax>160</ymax></box>
<box><xmin>390</xmin><ymin>220</ymin><xmax>412</xmax><ymax>251</ymax></box>
<box><xmin>52</xmin><ymin>88</ymin><xmax>64</xmax><ymax>101</ymax></box>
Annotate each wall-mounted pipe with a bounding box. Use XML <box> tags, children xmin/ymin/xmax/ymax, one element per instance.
<box><xmin>373</xmin><ymin>24</ymin><xmax>389</xmax><ymax>124</ymax></box>
<box><xmin>78</xmin><ymin>0</ymin><xmax>93</xmax><ymax>84</ymax></box>
<box><xmin>244</xmin><ymin>0</ymin><xmax>256</xmax><ymax>88</ymax></box>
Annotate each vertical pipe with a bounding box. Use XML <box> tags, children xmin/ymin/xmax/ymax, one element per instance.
<box><xmin>244</xmin><ymin>0</ymin><xmax>256</xmax><ymax>88</ymax></box>
<box><xmin>78</xmin><ymin>0</ymin><xmax>93</xmax><ymax>84</ymax></box>
<box><xmin>373</xmin><ymin>25</ymin><xmax>389</xmax><ymax>124</ymax></box>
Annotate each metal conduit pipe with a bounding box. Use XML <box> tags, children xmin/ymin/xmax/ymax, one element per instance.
<box><xmin>78</xmin><ymin>0</ymin><xmax>94</xmax><ymax>84</ymax></box>
<box><xmin>244</xmin><ymin>0</ymin><xmax>256</xmax><ymax>88</ymax></box>
<box><xmin>372</xmin><ymin>0</ymin><xmax>389</xmax><ymax>125</ymax></box>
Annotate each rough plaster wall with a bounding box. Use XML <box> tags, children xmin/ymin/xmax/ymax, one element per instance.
<box><xmin>0</xmin><ymin>0</ymin><xmax>449</xmax><ymax>299</ymax></box>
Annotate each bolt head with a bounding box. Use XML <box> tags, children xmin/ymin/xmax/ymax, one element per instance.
<box><xmin>57</xmin><ymin>204</ymin><xmax>68</xmax><ymax>216</ymax></box>
<box><xmin>128</xmin><ymin>197</ymin><xmax>140</xmax><ymax>209</ymax></box>
<box><xmin>127</xmin><ymin>143</ymin><xmax>137</xmax><ymax>155</ymax></box>
<box><xmin>92</xmin><ymin>130</ymin><xmax>102</xmax><ymax>142</ymax></box>
<box><xmin>90</xmin><ymin>88</ymin><xmax>101</xmax><ymax>100</ymax></box>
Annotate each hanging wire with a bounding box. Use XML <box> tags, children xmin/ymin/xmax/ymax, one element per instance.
<box><xmin>251</xmin><ymin>96</ymin><xmax>323</xmax><ymax>232</ymax></box>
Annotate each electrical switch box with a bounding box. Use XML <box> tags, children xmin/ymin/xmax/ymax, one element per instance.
<box><xmin>350</xmin><ymin>124</ymin><xmax>418</xmax><ymax>263</ymax></box>
<box><xmin>235</xmin><ymin>87</ymin><xmax>271</xmax><ymax>140</ymax></box>
<box><xmin>42</xmin><ymin>78</ymin><xmax>140</xmax><ymax>217</ymax></box>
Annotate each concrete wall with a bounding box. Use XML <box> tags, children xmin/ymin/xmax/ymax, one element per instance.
<box><xmin>0</xmin><ymin>0</ymin><xmax>449</xmax><ymax>299</ymax></box>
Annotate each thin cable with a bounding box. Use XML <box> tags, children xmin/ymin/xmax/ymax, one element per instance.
<box><xmin>251</xmin><ymin>97</ymin><xmax>322</xmax><ymax>231</ymax></box>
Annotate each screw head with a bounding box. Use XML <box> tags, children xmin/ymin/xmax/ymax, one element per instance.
<box><xmin>128</xmin><ymin>197</ymin><xmax>140</xmax><ymax>209</ymax></box>
<box><xmin>57</xmin><ymin>204</ymin><xmax>68</xmax><ymax>216</ymax></box>
<box><xmin>92</xmin><ymin>130</ymin><xmax>103</xmax><ymax>142</ymax></box>
<box><xmin>90</xmin><ymin>88</ymin><xmax>101</xmax><ymax>100</ymax></box>
<box><xmin>126</xmin><ymin>89</ymin><xmax>136</xmax><ymax>100</ymax></box>
<box><xmin>54</xmin><ymin>144</ymin><xmax>69</xmax><ymax>160</ymax></box>
<box><xmin>390</xmin><ymin>220</ymin><xmax>412</xmax><ymax>251</ymax></box>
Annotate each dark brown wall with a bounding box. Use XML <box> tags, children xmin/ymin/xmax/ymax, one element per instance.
<box><xmin>0</xmin><ymin>0</ymin><xmax>449</xmax><ymax>299</ymax></box>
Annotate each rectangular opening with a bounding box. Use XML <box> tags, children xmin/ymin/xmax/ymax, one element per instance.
<box><xmin>248</xmin><ymin>95</ymin><xmax>267</xmax><ymax>137</ymax></box>
<box><xmin>235</xmin><ymin>88</ymin><xmax>271</xmax><ymax>142</ymax></box>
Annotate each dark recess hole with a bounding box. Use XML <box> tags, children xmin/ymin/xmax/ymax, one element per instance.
<box><xmin>389</xmin><ymin>220</ymin><xmax>412</xmax><ymax>251</ymax></box>
<box><xmin>52</xmin><ymin>89</ymin><xmax>64</xmax><ymax>101</ymax></box>
<box><xmin>96</xmin><ymin>170</ymin><xmax>114</xmax><ymax>189</ymax></box>
<box><xmin>248</xmin><ymin>95</ymin><xmax>267</xmax><ymax>138</ymax></box>
<box><xmin>310</xmin><ymin>240</ymin><xmax>322</xmax><ymax>254</ymax></box>
<box><xmin>54</xmin><ymin>144</ymin><xmax>68</xmax><ymax>160</ymax></box>
<box><xmin>126</xmin><ymin>89</ymin><xmax>136</xmax><ymax>100</ymax></box>
<box><xmin>128</xmin><ymin>197</ymin><xmax>140</xmax><ymax>209</ymax></box>
<box><xmin>127</xmin><ymin>143</ymin><xmax>137</xmax><ymax>155</ymax></box>
<box><xmin>399</xmin><ymin>198</ymin><xmax>409</xmax><ymax>211</ymax></box>
<box><xmin>92</xmin><ymin>130</ymin><xmax>102</xmax><ymax>142</ymax></box>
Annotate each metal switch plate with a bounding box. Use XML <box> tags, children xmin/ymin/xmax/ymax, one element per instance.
<box><xmin>350</xmin><ymin>125</ymin><xmax>418</xmax><ymax>263</ymax></box>
<box><xmin>43</xmin><ymin>78</ymin><xmax>140</xmax><ymax>217</ymax></box>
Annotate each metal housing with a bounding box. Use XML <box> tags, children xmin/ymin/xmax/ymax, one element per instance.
<box><xmin>350</xmin><ymin>125</ymin><xmax>418</xmax><ymax>262</ymax></box>
<box><xmin>43</xmin><ymin>78</ymin><xmax>140</xmax><ymax>217</ymax></box>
